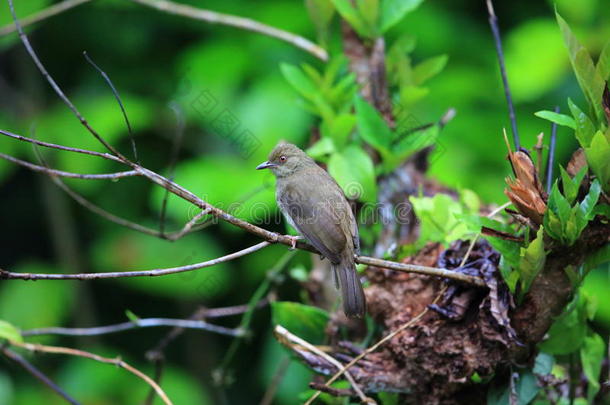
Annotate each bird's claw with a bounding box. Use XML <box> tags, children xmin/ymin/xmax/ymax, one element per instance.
<box><xmin>287</xmin><ymin>235</ymin><xmax>300</xmax><ymax>250</ymax></box>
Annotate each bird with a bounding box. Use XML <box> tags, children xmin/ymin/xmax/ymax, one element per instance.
<box><xmin>256</xmin><ymin>142</ymin><xmax>366</xmax><ymax>318</ymax></box>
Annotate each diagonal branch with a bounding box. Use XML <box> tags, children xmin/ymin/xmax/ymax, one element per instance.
<box><xmin>129</xmin><ymin>0</ymin><xmax>328</xmax><ymax>61</ymax></box>
<box><xmin>0</xmin><ymin>241</ymin><xmax>270</xmax><ymax>280</ymax></box>
<box><xmin>0</xmin><ymin>0</ymin><xmax>91</xmax><ymax>36</ymax></box>
<box><xmin>1</xmin><ymin>346</ymin><xmax>81</xmax><ymax>405</ymax></box>
<box><xmin>10</xmin><ymin>341</ymin><xmax>173</xmax><ymax>405</ymax></box>
<box><xmin>22</xmin><ymin>317</ymin><xmax>244</xmax><ymax>338</ymax></box>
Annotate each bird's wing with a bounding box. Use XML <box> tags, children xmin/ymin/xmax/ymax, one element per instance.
<box><xmin>278</xmin><ymin>181</ymin><xmax>346</xmax><ymax>264</ymax></box>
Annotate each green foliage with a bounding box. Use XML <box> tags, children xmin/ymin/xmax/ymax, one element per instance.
<box><xmin>544</xmin><ymin>179</ymin><xmax>601</xmax><ymax>246</ymax></box>
<box><xmin>518</xmin><ymin>227</ymin><xmax>546</xmax><ymax>295</ymax></box>
<box><xmin>539</xmin><ymin>293</ymin><xmax>596</xmax><ymax>355</ymax></box>
<box><xmin>271</xmin><ymin>302</ymin><xmax>329</xmax><ymax>344</ymax></box>
<box><xmin>534</xmin><ymin>110</ymin><xmax>576</xmax><ymax>129</ymax></box>
<box><xmin>556</xmin><ymin>11</ymin><xmax>607</xmax><ymax>126</ymax></box>
<box><xmin>584</xmin><ymin>131</ymin><xmax>610</xmax><ymax>193</ymax></box>
<box><xmin>0</xmin><ymin>320</ymin><xmax>22</xmax><ymax>344</ymax></box>
<box><xmin>580</xmin><ymin>332</ymin><xmax>605</xmax><ymax>401</ymax></box>
<box><xmin>327</xmin><ymin>144</ymin><xmax>377</xmax><ymax>202</ymax></box>
<box><xmin>410</xmin><ymin>192</ymin><xmax>478</xmax><ymax>247</ymax></box>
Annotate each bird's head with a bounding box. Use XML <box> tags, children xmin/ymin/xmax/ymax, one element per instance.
<box><xmin>256</xmin><ymin>142</ymin><xmax>315</xmax><ymax>178</ymax></box>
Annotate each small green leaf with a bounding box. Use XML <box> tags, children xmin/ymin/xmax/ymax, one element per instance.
<box><xmin>559</xmin><ymin>165</ymin><xmax>587</xmax><ymax>205</ymax></box>
<box><xmin>556</xmin><ymin>12</ymin><xmax>606</xmax><ymax>124</ymax></box>
<box><xmin>519</xmin><ymin>227</ymin><xmax>546</xmax><ymax>294</ymax></box>
<box><xmin>271</xmin><ymin>302</ymin><xmax>329</xmax><ymax>344</ymax></box>
<box><xmin>354</xmin><ymin>96</ymin><xmax>393</xmax><ymax>152</ymax></box>
<box><xmin>596</xmin><ymin>38</ymin><xmax>610</xmax><ymax>82</ymax></box>
<box><xmin>306</xmin><ymin>137</ymin><xmax>336</xmax><ymax>160</ymax></box>
<box><xmin>280</xmin><ymin>63</ymin><xmax>318</xmax><ymax>98</ymax></box>
<box><xmin>0</xmin><ymin>320</ymin><xmax>22</xmax><ymax>344</ymax></box>
<box><xmin>327</xmin><ymin>145</ymin><xmax>377</xmax><ymax>203</ymax></box>
<box><xmin>125</xmin><ymin>310</ymin><xmax>140</xmax><ymax>322</ymax></box>
<box><xmin>379</xmin><ymin>0</ymin><xmax>424</xmax><ymax>32</ymax></box>
<box><xmin>306</xmin><ymin>0</ymin><xmax>336</xmax><ymax>46</ymax></box>
<box><xmin>539</xmin><ymin>294</ymin><xmax>589</xmax><ymax>354</ymax></box>
<box><xmin>533</xmin><ymin>352</ymin><xmax>554</xmax><ymax>376</ymax></box>
<box><xmin>579</xmin><ymin>179</ymin><xmax>601</xmax><ymax>220</ymax></box>
<box><xmin>580</xmin><ymin>333</ymin><xmax>605</xmax><ymax>401</ymax></box>
<box><xmin>568</xmin><ymin>98</ymin><xmax>596</xmax><ymax>147</ymax></box>
<box><xmin>585</xmin><ymin>132</ymin><xmax>610</xmax><ymax>193</ymax></box>
<box><xmin>321</xmin><ymin>113</ymin><xmax>356</xmax><ymax>148</ymax></box>
<box><xmin>534</xmin><ymin>110</ymin><xmax>576</xmax><ymax>129</ymax></box>
<box><xmin>413</xmin><ymin>54</ymin><xmax>448</xmax><ymax>85</ymax></box>
<box><xmin>331</xmin><ymin>0</ymin><xmax>370</xmax><ymax>37</ymax></box>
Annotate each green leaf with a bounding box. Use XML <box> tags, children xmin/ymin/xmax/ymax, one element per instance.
<box><xmin>413</xmin><ymin>54</ymin><xmax>448</xmax><ymax>85</ymax></box>
<box><xmin>596</xmin><ymin>38</ymin><xmax>610</xmax><ymax>82</ymax></box>
<box><xmin>0</xmin><ymin>320</ymin><xmax>22</xmax><ymax>344</ymax></box>
<box><xmin>306</xmin><ymin>137</ymin><xmax>336</xmax><ymax>160</ymax></box>
<box><xmin>271</xmin><ymin>302</ymin><xmax>329</xmax><ymax>344</ymax></box>
<box><xmin>354</xmin><ymin>96</ymin><xmax>393</xmax><ymax>152</ymax></box>
<box><xmin>518</xmin><ymin>227</ymin><xmax>546</xmax><ymax>294</ymax></box>
<box><xmin>379</xmin><ymin>0</ymin><xmax>424</xmax><ymax>32</ymax></box>
<box><xmin>410</xmin><ymin>194</ymin><xmax>470</xmax><ymax>247</ymax></box>
<box><xmin>556</xmin><ymin>12</ymin><xmax>606</xmax><ymax>124</ymax></box>
<box><xmin>125</xmin><ymin>310</ymin><xmax>140</xmax><ymax>322</ymax></box>
<box><xmin>579</xmin><ymin>179</ymin><xmax>601</xmax><ymax>220</ymax></box>
<box><xmin>320</xmin><ymin>113</ymin><xmax>356</xmax><ymax>148</ymax></box>
<box><xmin>280</xmin><ymin>63</ymin><xmax>318</xmax><ymax>99</ymax></box>
<box><xmin>585</xmin><ymin>132</ymin><xmax>610</xmax><ymax>193</ymax></box>
<box><xmin>533</xmin><ymin>352</ymin><xmax>554</xmax><ymax>376</ymax></box>
<box><xmin>534</xmin><ymin>110</ymin><xmax>576</xmax><ymax>129</ymax></box>
<box><xmin>356</xmin><ymin>0</ymin><xmax>380</xmax><ymax>36</ymax></box>
<box><xmin>580</xmin><ymin>333</ymin><xmax>605</xmax><ymax>401</ymax></box>
<box><xmin>592</xmin><ymin>204</ymin><xmax>610</xmax><ymax>218</ymax></box>
<box><xmin>327</xmin><ymin>145</ymin><xmax>377</xmax><ymax>202</ymax></box>
<box><xmin>331</xmin><ymin>0</ymin><xmax>370</xmax><ymax>37</ymax></box>
<box><xmin>560</xmin><ymin>165</ymin><xmax>587</xmax><ymax>205</ymax></box>
<box><xmin>568</xmin><ymin>98</ymin><xmax>596</xmax><ymax>147</ymax></box>
<box><xmin>487</xmin><ymin>370</ymin><xmax>539</xmax><ymax>405</ymax></box>
<box><xmin>539</xmin><ymin>294</ymin><xmax>589</xmax><ymax>354</ymax></box>
<box><xmin>391</xmin><ymin>124</ymin><xmax>439</xmax><ymax>165</ymax></box>
<box><xmin>584</xmin><ymin>243</ymin><xmax>610</xmax><ymax>273</ymax></box>
<box><xmin>306</xmin><ymin>0</ymin><xmax>336</xmax><ymax>46</ymax></box>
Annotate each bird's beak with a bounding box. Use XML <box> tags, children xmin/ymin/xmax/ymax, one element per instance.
<box><xmin>256</xmin><ymin>161</ymin><xmax>276</xmax><ymax>170</ymax></box>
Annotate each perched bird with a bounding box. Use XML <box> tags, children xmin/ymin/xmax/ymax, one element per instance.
<box><xmin>256</xmin><ymin>142</ymin><xmax>366</xmax><ymax>318</ymax></box>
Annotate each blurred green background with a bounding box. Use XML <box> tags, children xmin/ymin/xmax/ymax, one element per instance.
<box><xmin>0</xmin><ymin>0</ymin><xmax>608</xmax><ymax>404</ymax></box>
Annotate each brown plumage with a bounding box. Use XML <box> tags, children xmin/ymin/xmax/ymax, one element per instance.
<box><xmin>256</xmin><ymin>142</ymin><xmax>366</xmax><ymax>318</ymax></box>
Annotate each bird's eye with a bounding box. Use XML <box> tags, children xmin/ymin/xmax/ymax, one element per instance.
<box><xmin>279</xmin><ymin>155</ymin><xmax>287</xmax><ymax>163</ymax></box>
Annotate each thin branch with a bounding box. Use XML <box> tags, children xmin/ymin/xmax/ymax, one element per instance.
<box><xmin>259</xmin><ymin>356</ymin><xmax>291</xmax><ymax>405</ymax></box>
<box><xmin>159</xmin><ymin>102</ymin><xmax>186</xmax><ymax>236</ymax></box>
<box><xmin>83</xmin><ymin>51</ymin><xmax>139</xmax><ymax>162</ymax></box>
<box><xmin>1</xmin><ymin>346</ymin><xmax>81</xmax><ymax>405</ymax></box>
<box><xmin>10</xmin><ymin>341</ymin><xmax>173</xmax><ymax>405</ymax></box>
<box><xmin>0</xmin><ymin>129</ymin><xmax>122</xmax><ymax>163</ymax></box>
<box><xmin>0</xmin><ymin>0</ymin><xmax>91</xmax><ymax>36</ymax></box>
<box><xmin>129</xmin><ymin>0</ymin><xmax>328</xmax><ymax>61</ymax></box>
<box><xmin>0</xmin><ymin>241</ymin><xmax>270</xmax><ymax>280</ymax></box>
<box><xmin>7</xmin><ymin>0</ymin><xmax>127</xmax><ymax>159</ymax></box>
<box><xmin>304</xmin><ymin>286</ymin><xmax>447</xmax><ymax>404</ymax></box>
<box><xmin>546</xmin><ymin>106</ymin><xmax>559</xmax><ymax>193</ymax></box>
<box><xmin>215</xmin><ymin>251</ymin><xmax>295</xmax><ymax>383</ymax></box>
<box><xmin>0</xmin><ymin>152</ymin><xmax>138</xmax><ymax>179</ymax></box>
<box><xmin>486</xmin><ymin>0</ymin><xmax>520</xmax><ymax>149</ymax></box>
<box><xmin>22</xmin><ymin>317</ymin><xmax>244</xmax><ymax>338</ymax></box>
<box><xmin>275</xmin><ymin>325</ymin><xmax>372</xmax><ymax>403</ymax></box>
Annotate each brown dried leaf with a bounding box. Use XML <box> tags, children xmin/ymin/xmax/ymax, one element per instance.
<box><xmin>567</xmin><ymin>148</ymin><xmax>587</xmax><ymax>177</ymax></box>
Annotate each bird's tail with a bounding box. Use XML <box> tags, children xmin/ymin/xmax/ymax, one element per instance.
<box><xmin>333</xmin><ymin>256</ymin><xmax>366</xmax><ymax>318</ymax></box>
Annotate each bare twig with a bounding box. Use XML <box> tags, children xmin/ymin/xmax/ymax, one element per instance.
<box><xmin>1</xmin><ymin>346</ymin><xmax>81</xmax><ymax>405</ymax></box>
<box><xmin>22</xmin><ymin>317</ymin><xmax>244</xmax><ymax>338</ymax></box>
<box><xmin>0</xmin><ymin>241</ymin><xmax>270</xmax><ymax>280</ymax></box>
<box><xmin>259</xmin><ymin>356</ymin><xmax>291</xmax><ymax>405</ymax></box>
<box><xmin>275</xmin><ymin>325</ymin><xmax>373</xmax><ymax>404</ymax></box>
<box><xmin>304</xmin><ymin>287</ymin><xmax>447</xmax><ymax>404</ymax></box>
<box><xmin>83</xmin><ymin>51</ymin><xmax>139</xmax><ymax>162</ymax></box>
<box><xmin>129</xmin><ymin>0</ymin><xmax>327</xmax><ymax>61</ymax></box>
<box><xmin>0</xmin><ymin>0</ymin><xmax>91</xmax><ymax>36</ymax></box>
<box><xmin>0</xmin><ymin>153</ymin><xmax>137</xmax><ymax>179</ymax></box>
<box><xmin>546</xmin><ymin>106</ymin><xmax>559</xmax><ymax>193</ymax></box>
<box><xmin>10</xmin><ymin>341</ymin><xmax>173</xmax><ymax>405</ymax></box>
<box><xmin>486</xmin><ymin>0</ymin><xmax>520</xmax><ymax>149</ymax></box>
<box><xmin>7</xmin><ymin>0</ymin><xmax>127</xmax><ymax>159</ymax></box>
<box><xmin>159</xmin><ymin>102</ymin><xmax>186</xmax><ymax>236</ymax></box>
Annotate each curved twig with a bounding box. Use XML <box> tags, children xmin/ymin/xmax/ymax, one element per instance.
<box><xmin>22</xmin><ymin>317</ymin><xmax>243</xmax><ymax>338</ymax></box>
<box><xmin>10</xmin><ymin>341</ymin><xmax>173</xmax><ymax>405</ymax></box>
<box><xmin>129</xmin><ymin>0</ymin><xmax>328</xmax><ymax>61</ymax></box>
